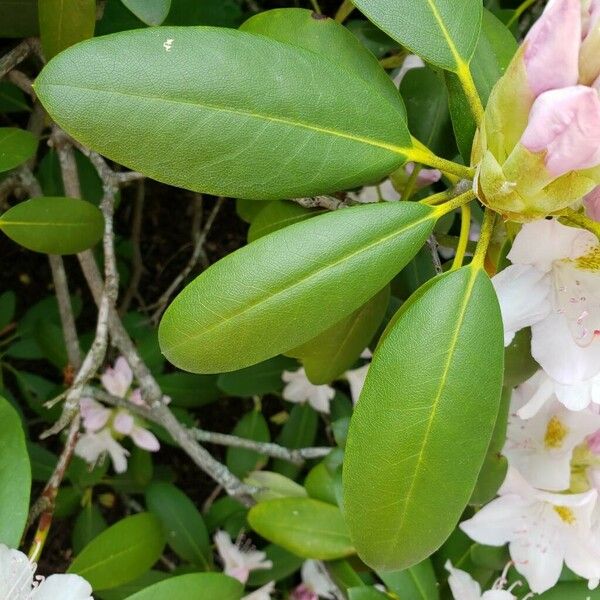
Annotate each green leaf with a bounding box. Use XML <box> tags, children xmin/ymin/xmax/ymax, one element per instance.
<box><xmin>39</xmin><ymin>0</ymin><xmax>96</xmax><ymax>59</ymax></box>
<box><xmin>344</xmin><ymin>266</ymin><xmax>504</xmax><ymax>570</ymax></box>
<box><xmin>248</xmin><ymin>498</ymin><xmax>354</xmax><ymax>560</ymax></box>
<box><xmin>504</xmin><ymin>328</ymin><xmax>538</xmax><ymax>389</ymax></box>
<box><xmin>288</xmin><ymin>286</ymin><xmax>389</xmax><ymax>385</ymax></box>
<box><xmin>34</xmin><ymin>27</ymin><xmax>412</xmax><ymax>199</ymax></box>
<box><xmin>245</xmin><ymin>471</ymin><xmax>307</xmax><ymax>502</ymax></box>
<box><xmin>247</xmin><ymin>543</ymin><xmax>303</xmax><ymax>586</ymax></box>
<box><xmin>121</xmin><ymin>0</ymin><xmax>171</xmax><ymax>26</ymax></box>
<box><xmin>0</xmin><ymin>290</ymin><xmax>16</xmax><ymax>331</ymax></box>
<box><xmin>145</xmin><ymin>482</ymin><xmax>212</xmax><ymax>569</ymax></box>
<box><xmin>217</xmin><ymin>355</ymin><xmax>296</xmax><ymax>398</ymax></box>
<box><xmin>68</xmin><ymin>513</ymin><xmax>166</xmax><ymax>590</ymax></box>
<box><xmin>351</xmin><ymin>0</ymin><xmax>482</xmax><ymax>71</ymax></box>
<box><xmin>123</xmin><ymin>573</ymin><xmax>243</xmax><ymax>600</ymax></box>
<box><xmin>155</xmin><ymin>372</ymin><xmax>219</xmax><ymax>408</ymax></box>
<box><xmin>327</xmin><ymin>559</ymin><xmax>364</xmax><ymax>592</ymax></box>
<box><xmin>0</xmin><ymin>197</ymin><xmax>104</xmax><ymax>254</ymax></box>
<box><xmin>240</xmin><ymin>8</ymin><xmax>405</xmax><ymax>110</ymax></box>
<box><xmin>349</xmin><ymin>588</ymin><xmax>388</xmax><ymax>600</ymax></box>
<box><xmin>0</xmin><ymin>82</ymin><xmax>31</xmax><ymax>113</ymax></box>
<box><xmin>0</xmin><ymin>0</ymin><xmax>38</xmax><ymax>36</ymax></box>
<box><xmin>378</xmin><ymin>560</ymin><xmax>439</xmax><ymax>600</ymax></box>
<box><xmin>248</xmin><ymin>200</ymin><xmax>321</xmax><ymax>243</ymax></box>
<box><xmin>226</xmin><ymin>410</ymin><xmax>271</xmax><ymax>479</ymax></box>
<box><xmin>345</xmin><ymin>19</ymin><xmax>398</xmax><ymax>58</ymax></box>
<box><xmin>95</xmin><ymin>572</ymin><xmax>170</xmax><ymax>600</ymax></box>
<box><xmin>159</xmin><ymin>202</ymin><xmax>436</xmax><ymax>373</ymax></box>
<box><xmin>537</xmin><ymin>583</ymin><xmax>600</xmax><ymax>599</ymax></box>
<box><xmin>0</xmin><ymin>128</ymin><xmax>37</xmax><ymax>173</ymax></box>
<box><xmin>72</xmin><ymin>504</ymin><xmax>108</xmax><ymax>554</ymax></box>
<box><xmin>0</xmin><ymin>395</ymin><xmax>31</xmax><ymax>546</ymax></box>
<box><xmin>305</xmin><ymin>463</ymin><xmax>337</xmax><ymax>505</ymax></box>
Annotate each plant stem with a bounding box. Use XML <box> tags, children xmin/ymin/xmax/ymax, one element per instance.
<box><xmin>507</xmin><ymin>0</ymin><xmax>538</xmax><ymax>27</ymax></box>
<box><xmin>402</xmin><ymin>164</ymin><xmax>422</xmax><ymax>201</ymax></box>
<box><xmin>335</xmin><ymin>0</ymin><xmax>355</xmax><ymax>22</ymax></box>
<box><xmin>452</xmin><ymin>203</ymin><xmax>472</xmax><ymax>270</ymax></box>
<box><xmin>309</xmin><ymin>0</ymin><xmax>322</xmax><ymax>14</ymax></box>
<box><xmin>472</xmin><ymin>208</ymin><xmax>496</xmax><ymax>269</ymax></box>
<box><xmin>434</xmin><ymin>189</ymin><xmax>477</xmax><ymax>216</ymax></box>
<box><xmin>456</xmin><ymin>62</ymin><xmax>485</xmax><ymax>126</ymax></box>
<box><xmin>407</xmin><ymin>146</ymin><xmax>475</xmax><ymax>181</ymax></box>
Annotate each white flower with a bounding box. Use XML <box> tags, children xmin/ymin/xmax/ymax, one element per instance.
<box><xmin>445</xmin><ymin>561</ymin><xmax>525</xmax><ymax>600</ymax></box>
<box><xmin>100</xmin><ymin>356</ymin><xmax>133</xmax><ymax>398</ymax></box>
<box><xmin>0</xmin><ymin>543</ymin><xmax>92</xmax><ymax>600</ymax></box>
<box><xmin>344</xmin><ymin>364</ymin><xmax>370</xmax><ymax>405</ymax></box>
<box><xmin>297</xmin><ymin>561</ymin><xmax>337</xmax><ymax>599</ymax></box>
<box><xmin>75</xmin><ymin>428</ymin><xmax>129</xmax><ymax>474</ymax></box>
<box><xmin>461</xmin><ymin>468</ymin><xmax>600</xmax><ymax>593</ymax></box>
<box><xmin>214</xmin><ymin>531</ymin><xmax>272</xmax><ymax>585</ymax></box>
<box><xmin>112</xmin><ymin>410</ymin><xmax>160</xmax><ymax>452</ymax></box>
<box><xmin>504</xmin><ymin>374</ymin><xmax>600</xmax><ymax>490</ymax></box>
<box><xmin>242</xmin><ymin>582</ymin><xmax>275</xmax><ymax>600</ymax></box>
<box><xmin>282</xmin><ymin>368</ymin><xmax>335</xmax><ymax>414</ymax></box>
<box><xmin>493</xmin><ymin>219</ymin><xmax>600</xmax><ymax>384</ymax></box>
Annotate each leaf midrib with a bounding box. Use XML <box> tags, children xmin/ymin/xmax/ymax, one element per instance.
<box><xmin>166</xmin><ymin>209</ymin><xmax>434</xmax><ymax>351</ymax></box>
<box><xmin>425</xmin><ymin>0</ymin><xmax>464</xmax><ymax>68</ymax></box>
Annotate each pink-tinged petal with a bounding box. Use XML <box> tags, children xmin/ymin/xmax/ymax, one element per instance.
<box><xmin>79</xmin><ymin>397</ymin><xmax>111</xmax><ymax>432</ymax></box>
<box><xmin>289</xmin><ymin>585</ymin><xmax>318</xmax><ymax>600</ymax></box>
<box><xmin>130</xmin><ymin>426</ymin><xmax>160</xmax><ymax>452</ymax></box>
<box><xmin>520</xmin><ymin>86</ymin><xmax>600</xmax><ymax>177</ymax></box>
<box><xmin>588</xmin><ymin>429</ymin><xmax>600</xmax><ymax>453</ymax></box>
<box><xmin>101</xmin><ymin>357</ymin><xmax>133</xmax><ymax>398</ymax></box>
<box><xmin>584</xmin><ymin>186</ymin><xmax>600</xmax><ymax>222</ymax></box>
<box><xmin>129</xmin><ymin>388</ymin><xmax>144</xmax><ymax>406</ymax></box>
<box><xmin>405</xmin><ymin>163</ymin><xmax>442</xmax><ymax>190</ymax></box>
<box><xmin>523</xmin><ymin>0</ymin><xmax>581</xmax><ymax>96</ymax></box>
<box><xmin>113</xmin><ymin>411</ymin><xmax>134</xmax><ymax>435</ymax></box>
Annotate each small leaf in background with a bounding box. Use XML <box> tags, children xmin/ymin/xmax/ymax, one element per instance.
<box><xmin>0</xmin><ymin>197</ymin><xmax>104</xmax><ymax>255</ymax></box>
<box><xmin>248</xmin><ymin>200</ymin><xmax>320</xmax><ymax>243</ymax></box>
<box><xmin>344</xmin><ymin>266</ymin><xmax>504</xmax><ymax>570</ymax></box>
<box><xmin>0</xmin><ymin>395</ymin><xmax>31</xmax><ymax>546</ymax></box>
<box><xmin>247</xmin><ymin>543</ymin><xmax>304</xmax><ymax>587</ymax></box>
<box><xmin>72</xmin><ymin>503</ymin><xmax>108</xmax><ymax>555</ymax></box>
<box><xmin>248</xmin><ymin>498</ymin><xmax>354</xmax><ymax>560</ymax></box>
<box><xmin>504</xmin><ymin>328</ymin><xmax>538</xmax><ymax>389</ymax></box>
<box><xmin>288</xmin><ymin>286</ymin><xmax>389</xmax><ymax>385</ymax></box>
<box><xmin>155</xmin><ymin>372</ymin><xmax>219</xmax><ymax>408</ymax></box>
<box><xmin>351</xmin><ymin>0</ymin><xmax>482</xmax><ymax>71</ymax></box>
<box><xmin>0</xmin><ymin>290</ymin><xmax>16</xmax><ymax>331</ymax></box>
<box><xmin>93</xmin><ymin>571</ymin><xmax>170</xmax><ymax>600</ymax></box>
<box><xmin>217</xmin><ymin>355</ymin><xmax>296</xmax><ymax>398</ymax></box>
<box><xmin>0</xmin><ymin>82</ymin><xmax>30</xmax><ymax>113</ymax></box>
<box><xmin>378</xmin><ymin>559</ymin><xmax>440</xmax><ymax>600</ymax></box>
<box><xmin>348</xmin><ymin>587</ymin><xmax>388</xmax><ymax>600</ymax></box>
<box><xmin>326</xmin><ymin>559</ymin><xmax>364</xmax><ymax>594</ymax></box>
<box><xmin>124</xmin><ymin>573</ymin><xmax>244</xmax><ymax>600</ymax></box>
<box><xmin>226</xmin><ymin>410</ymin><xmax>270</xmax><ymax>479</ymax></box>
<box><xmin>244</xmin><ymin>471</ymin><xmax>307</xmax><ymax>502</ymax></box>
<box><xmin>34</xmin><ymin>27</ymin><xmax>411</xmax><ymax>200</ymax></box>
<box><xmin>304</xmin><ymin>463</ymin><xmax>337</xmax><ymax>506</ymax></box>
<box><xmin>0</xmin><ymin>0</ymin><xmax>38</xmax><ymax>36</ymax></box>
<box><xmin>0</xmin><ymin>128</ymin><xmax>37</xmax><ymax>172</ymax></box>
<box><xmin>235</xmin><ymin>198</ymin><xmax>265</xmax><ymax>224</ymax></box>
<box><xmin>146</xmin><ymin>482</ymin><xmax>212</xmax><ymax>570</ymax></box>
<box><xmin>160</xmin><ymin>202</ymin><xmax>435</xmax><ymax>374</ymax></box>
<box><xmin>68</xmin><ymin>512</ymin><xmax>166</xmax><ymax>590</ymax></box>
<box><xmin>39</xmin><ymin>0</ymin><xmax>95</xmax><ymax>59</ymax></box>
<box><xmin>121</xmin><ymin>0</ymin><xmax>171</xmax><ymax>26</ymax></box>
<box><xmin>27</xmin><ymin>442</ymin><xmax>57</xmax><ymax>482</ymax></box>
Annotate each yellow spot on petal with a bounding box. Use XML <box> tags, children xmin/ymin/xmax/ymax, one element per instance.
<box><xmin>544</xmin><ymin>416</ymin><xmax>568</xmax><ymax>449</ymax></box>
<box><xmin>576</xmin><ymin>247</ymin><xmax>600</xmax><ymax>271</ymax></box>
<box><xmin>554</xmin><ymin>505</ymin><xmax>576</xmax><ymax>524</ymax></box>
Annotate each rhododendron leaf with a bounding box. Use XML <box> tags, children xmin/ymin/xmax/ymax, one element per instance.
<box><xmin>34</xmin><ymin>27</ymin><xmax>412</xmax><ymax>200</ymax></box>
<box><xmin>344</xmin><ymin>266</ymin><xmax>504</xmax><ymax>570</ymax></box>
<box><xmin>125</xmin><ymin>573</ymin><xmax>243</xmax><ymax>600</ymax></box>
<box><xmin>351</xmin><ymin>0</ymin><xmax>482</xmax><ymax>72</ymax></box>
<box><xmin>0</xmin><ymin>395</ymin><xmax>31</xmax><ymax>547</ymax></box>
<box><xmin>248</xmin><ymin>497</ymin><xmax>354</xmax><ymax>560</ymax></box>
<box><xmin>378</xmin><ymin>559</ymin><xmax>439</xmax><ymax>600</ymax></box>
<box><xmin>0</xmin><ymin>127</ymin><xmax>37</xmax><ymax>172</ymax></box>
<box><xmin>121</xmin><ymin>0</ymin><xmax>171</xmax><ymax>26</ymax></box>
<box><xmin>159</xmin><ymin>202</ymin><xmax>436</xmax><ymax>374</ymax></box>
<box><xmin>68</xmin><ymin>512</ymin><xmax>166</xmax><ymax>590</ymax></box>
<box><xmin>247</xmin><ymin>544</ymin><xmax>304</xmax><ymax>587</ymax></box>
<box><xmin>226</xmin><ymin>410</ymin><xmax>271</xmax><ymax>479</ymax></box>
<box><xmin>248</xmin><ymin>200</ymin><xmax>322</xmax><ymax>243</ymax></box>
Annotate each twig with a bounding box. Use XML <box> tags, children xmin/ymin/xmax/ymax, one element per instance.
<box><xmin>0</xmin><ymin>38</ymin><xmax>37</xmax><ymax>79</ymax></box>
<box><xmin>426</xmin><ymin>235</ymin><xmax>443</xmax><ymax>275</ymax></box>
<box><xmin>291</xmin><ymin>195</ymin><xmax>349</xmax><ymax>210</ymax></box>
<box><xmin>6</xmin><ymin>70</ymin><xmax>34</xmax><ymax>97</ymax></box>
<box><xmin>150</xmin><ymin>195</ymin><xmax>224</xmax><ymax>322</ymax></box>
<box><xmin>119</xmin><ymin>180</ymin><xmax>145</xmax><ymax>315</ymax></box>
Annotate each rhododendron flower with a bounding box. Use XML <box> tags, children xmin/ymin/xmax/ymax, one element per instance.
<box><xmin>584</xmin><ymin>185</ymin><xmax>600</xmax><ymax>221</ymax></box>
<box><xmin>504</xmin><ymin>376</ymin><xmax>600</xmax><ymax>490</ymax></box>
<box><xmin>0</xmin><ymin>544</ymin><xmax>92</xmax><ymax>599</ymax></box>
<box><xmin>290</xmin><ymin>561</ymin><xmax>337</xmax><ymax>599</ymax></box>
<box><xmin>461</xmin><ymin>468</ymin><xmax>600</xmax><ymax>593</ymax></box>
<box><xmin>492</xmin><ymin>219</ymin><xmax>600</xmax><ymax>384</ymax></box>
<box><xmin>75</xmin><ymin>426</ymin><xmax>129</xmax><ymax>474</ymax></box>
<box><xmin>214</xmin><ymin>531</ymin><xmax>272</xmax><ymax>585</ymax></box>
<box><xmin>242</xmin><ymin>582</ymin><xmax>275</xmax><ymax>600</ymax></box>
<box><xmin>282</xmin><ymin>368</ymin><xmax>335</xmax><ymax>414</ymax></box>
<box><xmin>445</xmin><ymin>561</ymin><xmax>527</xmax><ymax>600</ymax></box>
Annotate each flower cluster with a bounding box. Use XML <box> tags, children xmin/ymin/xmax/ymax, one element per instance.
<box><xmin>74</xmin><ymin>357</ymin><xmax>162</xmax><ymax>474</ymax></box>
<box><xmin>474</xmin><ymin>0</ymin><xmax>600</xmax><ymax>221</ymax></box>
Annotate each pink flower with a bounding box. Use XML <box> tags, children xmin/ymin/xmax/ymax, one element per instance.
<box><xmin>404</xmin><ymin>163</ymin><xmax>442</xmax><ymax>189</ymax></box>
<box><xmin>290</xmin><ymin>585</ymin><xmax>318</xmax><ymax>600</ymax></box>
<box><xmin>101</xmin><ymin>357</ymin><xmax>133</xmax><ymax>398</ymax></box>
<box><xmin>520</xmin><ymin>85</ymin><xmax>600</xmax><ymax>177</ymax></box>
<box><xmin>113</xmin><ymin>410</ymin><xmax>160</xmax><ymax>452</ymax></box>
<box><xmin>214</xmin><ymin>531</ymin><xmax>272</xmax><ymax>585</ymax></box>
<box><xmin>523</xmin><ymin>0</ymin><xmax>581</xmax><ymax>96</ymax></box>
<box><xmin>80</xmin><ymin>397</ymin><xmax>110</xmax><ymax>432</ymax></box>
<box><xmin>588</xmin><ymin>429</ymin><xmax>600</xmax><ymax>454</ymax></box>
<box><xmin>584</xmin><ymin>185</ymin><xmax>600</xmax><ymax>221</ymax></box>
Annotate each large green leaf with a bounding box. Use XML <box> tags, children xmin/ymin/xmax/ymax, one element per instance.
<box><xmin>0</xmin><ymin>128</ymin><xmax>37</xmax><ymax>173</ymax></box>
<box><xmin>378</xmin><ymin>560</ymin><xmax>439</xmax><ymax>600</ymax></box>
<box><xmin>344</xmin><ymin>266</ymin><xmax>504</xmax><ymax>570</ymax></box>
<box><xmin>288</xmin><ymin>286</ymin><xmax>389</xmax><ymax>385</ymax></box>
<box><xmin>240</xmin><ymin>8</ymin><xmax>405</xmax><ymax>110</ymax></box>
<box><xmin>39</xmin><ymin>0</ymin><xmax>96</xmax><ymax>59</ymax></box>
<box><xmin>34</xmin><ymin>27</ymin><xmax>412</xmax><ymax>200</ymax></box>
<box><xmin>0</xmin><ymin>197</ymin><xmax>104</xmax><ymax>254</ymax></box>
<box><xmin>124</xmin><ymin>573</ymin><xmax>243</xmax><ymax>600</ymax></box>
<box><xmin>121</xmin><ymin>0</ymin><xmax>171</xmax><ymax>26</ymax></box>
<box><xmin>0</xmin><ymin>396</ymin><xmax>31</xmax><ymax>547</ymax></box>
<box><xmin>68</xmin><ymin>513</ymin><xmax>166</xmax><ymax>590</ymax></box>
<box><xmin>159</xmin><ymin>202</ymin><xmax>436</xmax><ymax>373</ymax></box>
<box><xmin>351</xmin><ymin>0</ymin><xmax>482</xmax><ymax>71</ymax></box>
<box><xmin>248</xmin><ymin>498</ymin><xmax>354</xmax><ymax>560</ymax></box>
<box><xmin>145</xmin><ymin>482</ymin><xmax>212</xmax><ymax>569</ymax></box>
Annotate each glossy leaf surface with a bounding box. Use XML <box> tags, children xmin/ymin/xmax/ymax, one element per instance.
<box><xmin>344</xmin><ymin>266</ymin><xmax>504</xmax><ymax>570</ymax></box>
<box><xmin>0</xmin><ymin>197</ymin><xmax>104</xmax><ymax>254</ymax></box>
<box><xmin>35</xmin><ymin>27</ymin><xmax>412</xmax><ymax>200</ymax></box>
<box><xmin>0</xmin><ymin>128</ymin><xmax>37</xmax><ymax>172</ymax></box>
<box><xmin>121</xmin><ymin>0</ymin><xmax>171</xmax><ymax>26</ymax></box>
<box><xmin>159</xmin><ymin>202</ymin><xmax>435</xmax><ymax>373</ymax></box>
<box><xmin>124</xmin><ymin>573</ymin><xmax>243</xmax><ymax>600</ymax></box>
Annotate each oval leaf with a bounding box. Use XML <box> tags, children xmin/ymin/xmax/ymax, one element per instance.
<box><xmin>351</xmin><ymin>0</ymin><xmax>482</xmax><ymax>71</ymax></box>
<box><xmin>226</xmin><ymin>410</ymin><xmax>271</xmax><ymax>479</ymax></box>
<box><xmin>0</xmin><ymin>196</ymin><xmax>104</xmax><ymax>254</ymax></box>
<box><xmin>68</xmin><ymin>512</ymin><xmax>166</xmax><ymax>590</ymax></box>
<box><xmin>248</xmin><ymin>497</ymin><xmax>354</xmax><ymax>560</ymax></box>
<box><xmin>0</xmin><ymin>128</ymin><xmax>37</xmax><ymax>172</ymax></box>
<box><xmin>145</xmin><ymin>482</ymin><xmax>212</xmax><ymax>569</ymax></box>
<box><xmin>39</xmin><ymin>0</ymin><xmax>95</xmax><ymax>59</ymax></box>
<box><xmin>121</xmin><ymin>0</ymin><xmax>171</xmax><ymax>26</ymax></box>
<box><xmin>344</xmin><ymin>266</ymin><xmax>504</xmax><ymax>570</ymax></box>
<box><xmin>159</xmin><ymin>202</ymin><xmax>436</xmax><ymax>373</ymax></box>
<box><xmin>34</xmin><ymin>27</ymin><xmax>411</xmax><ymax>200</ymax></box>
<box><xmin>124</xmin><ymin>573</ymin><xmax>243</xmax><ymax>600</ymax></box>
<box><xmin>248</xmin><ymin>200</ymin><xmax>321</xmax><ymax>243</ymax></box>
<box><xmin>0</xmin><ymin>396</ymin><xmax>31</xmax><ymax>547</ymax></box>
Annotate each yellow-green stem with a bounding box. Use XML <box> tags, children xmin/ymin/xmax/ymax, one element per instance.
<box><xmin>407</xmin><ymin>146</ymin><xmax>475</xmax><ymax>181</ymax></box>
<box><xmin>309</xmin><ymin>0</ymin><xmax>322</xmax><ymax>13</ymax></box>
<box><xmin>456</xmin><ymin>62</ymin><xmax>485</xmax><ymax>126</ymax></box>
<box><xmin>507</xmin><ymin>0</ymin><xmax>538</xmax><ymax>27</ymax></box>
<box><xmin>434</xmin><ymin>189</ymin><xmax>477</xmax><ymax>216</ymax></box>
<box><xmin>472</xmin><ymin>208</ymin><xmax>496</xmax><ymax>269</ymax></box>
<box><xmin>420</xmin><ymin>189</ymin><xmax>452</xmax><ymax>206</ymax></box>
<box><xmin>402</xmin><ymin>164</ymin><xmax>422</xmax><ymax>201</ymax></box>
<box><xmin>452</xmin><ymin>203</ymin><xmax>472</xmax><ymax>270</ymax></box>
<box><xmin>335</xmin><ymin>0</ymin><xmax>355</xmax><ymax>22</ymax></box>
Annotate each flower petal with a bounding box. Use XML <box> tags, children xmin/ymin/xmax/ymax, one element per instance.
<box><xmin>130</xmin><ymin>426</ymin><xmax>160</xmax><ymax>452</ymax></box>
<box><xmin>112</xmin><ymin>411</ymin><xmax>134</xmax><ymax>435</ymax></box>
<box><xmin>101</xmin><ymin>356</ymin><xmax>133</xmax><ymax>398</ymax></box>
<box><xmin>0</xmin><ymin>544</ymin><xmax>34</xmax><ymax>600</ymax></box>
<box><xmin>444</xmin><ymin>560</ymin><xmax>482</xmax><ymax>600</ymax></box>
<box><xmin>33</xmin><ymin>574</ymin><xmax>93</xmax><ymax>600</ymax></box>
